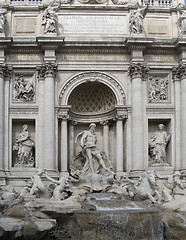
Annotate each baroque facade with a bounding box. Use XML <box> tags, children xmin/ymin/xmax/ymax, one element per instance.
<box><xmin>0</xmin><ymin>0</ymin><xmax>186</xmax><ymax>187</ymax></box>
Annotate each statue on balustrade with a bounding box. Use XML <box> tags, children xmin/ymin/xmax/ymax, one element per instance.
<box><xmin>177</xmin><ymin>3</ymin><xmax>186</xmax><ymax>37</ymax></box>
<box><xmin>129</xmin><ymin>4</ymin><xmax>148</xmax><ymax>36</ymax></box>
<box><xmin>13</xmin><ymin>124</ymin><xmax>35</xmax><ymax>167</ymax></box>
<box><xmin>42</xmin><ymin>0</ymin><xmax>61</xmax><ymax>34</ymax></box>
<box><xmin>149</xmin><ymin>124</ymin><xmax>171</xmax><ymax>166</ymax></box>
<box><xmin>0</xmin><ymin>6</ymin><xmax>7</xmax><ymax>34</ymax></box>
<box><xmin>13</xmin><ymin>75</ymin><xmax>35</xmax><ymax>102</ymax></box>
<box><xmin>71</xmin><ymin>123</ymin><xmax>113</xmax><ymax>177</ymax></box>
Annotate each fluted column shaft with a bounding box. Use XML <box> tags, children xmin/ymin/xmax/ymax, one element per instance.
<box><xmin>128</xmin><ymin>63</ymin><xmax>149</xmax><ymax>171</ymax></box>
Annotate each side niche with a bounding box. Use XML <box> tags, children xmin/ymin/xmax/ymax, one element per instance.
<box><xmin>148</xmin><ymin>120</ymin><xmax>172</xmax><ymax>167</ymax></box>
<box><xmin>12</xmin><ymin>119</ymin><xmax>35</xmax><ymax>168</ymax></box>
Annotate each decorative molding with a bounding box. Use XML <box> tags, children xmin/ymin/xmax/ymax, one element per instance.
<box><xmin>128</xmin><ymin>63</ymin><xmax>149</xmax><ymax>80</ymax></box>
<box><xmin>59</xmin><ymin>71</ymin><xmax>126</xmax><ymax>106</ymax></box>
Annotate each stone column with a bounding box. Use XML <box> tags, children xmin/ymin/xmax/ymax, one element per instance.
<box><xmin>173</xmin><ymin>64</ymin><xmax>186</xmax><ymax>169</ymax></box>
<box><xmin>172</xmin><ymin>66</ymin><xmax>181</xmax><ymax>169</ymax></box>
<box><xmin>128</xmin><ymin>63</ymin><xmax>149</xmax><ymax>171</ymax></box>
<box><xmin>69</xmin><ymin>121</ymin><xmax>77</xmax><ymax>162</ymax></box>
<box><xmin>115</xmin><ymin>116</ymin><xmax>125</xmax><ymax>173</ymax></box>
<box><xmin>100</xmin><ymin>121</ymin><xmax>109</xmax><ymax>158</ymax></box>
<box><xmin>0</xmin><ymin>64</ymin><xmax>8</xmax><ymax>172</ymax></box>
<box><xmin>39</xmin><ymin>62</ymin><xmax>57</xmax><ymax>170</ymax></box>
<box><xmin>60</xmin><ymin>115</ymin><xmax>69</xmax><ymax>174</ymax></box>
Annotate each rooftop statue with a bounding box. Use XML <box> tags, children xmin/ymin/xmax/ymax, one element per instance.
<box><xmin>129</xmin><ymin>4</ymin><xmax>148</xmax><ymax>36</ymax></box>
<box><xmin>42</xmin><ymin>0</ymin><xmax>61</xmax><ymax>34</ymax></box>
<box><xmin>0</xmin><ymin>6</ymin><xmax>6</xmax><ymax>34</ymax></box>
<box><xmin>177</xmin><ymin>3</ymin><xmax>186</xmax><ymax>37</ymax></box>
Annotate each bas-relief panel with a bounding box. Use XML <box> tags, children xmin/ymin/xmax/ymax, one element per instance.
<box><xmin>58</xmin><ymin>14</ymin><xmax>128</xmax><ymax>35</ymax></box>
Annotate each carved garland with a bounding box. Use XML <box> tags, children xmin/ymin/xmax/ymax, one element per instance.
<box><xmin>59</xmin><ymin>71</ymin><xmax>126</xmax><ymax>105</ymax></box>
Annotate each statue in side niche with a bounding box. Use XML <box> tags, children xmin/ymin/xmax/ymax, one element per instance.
<box><xmin>42</xmin><ymin>0</ymin><xmax>61</xmax><ymax>34</ymax></box>
<box><xmin>13</xmin><ymin>124</ymin><xmax>35</xmax><ymax>167</ymax></box>
<box><xmin>0</xmin><ymin>6</ymin><xmax>7</xmax><ymax>34</ymax></box>
<box><xmin>72</xmin><ymin>123</ymin><xmax>113</xmax><ymax>176</ymax></box>
<box><xmin>177</xmin><ymin>4</ymin><xmax>186</xmax><ymax>37</ymax></box>
<box><xmin>149</xmin><ymin>124</ymin><xmax>171</xmax><ymax>166</ymax></box>
<box><xmin>129</xmin><ymin>4</ymin><xmax>148</xmax><ymax>36</ymax></box>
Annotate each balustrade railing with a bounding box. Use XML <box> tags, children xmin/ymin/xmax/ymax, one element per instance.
<box><xmin>141</xmin><ymin>0</ymin><xmax>172</xmax><ymax>6</ymax></box>
<box><xmin>10</xmin><ymin>0</ymin><xmax>42</xmax><ymax>4</ymax></box>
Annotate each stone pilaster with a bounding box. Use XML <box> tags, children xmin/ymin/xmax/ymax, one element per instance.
<box><xmin>172</xmin><ymin>64</ymin><xmax>186</xmax><ymax>169</ymax></box>
<box><xmin>38</xmin><ymin>62</ymin><xmax>58</xmax><ymax>170</ymax></box>
<box><xmin>128</xmin><ymin>63</ymin><xmax>149</xmax><ymax>171</ymax></box>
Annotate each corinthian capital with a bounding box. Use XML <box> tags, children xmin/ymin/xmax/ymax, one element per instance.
<box><xmin>0</xmin><ymin>63</ymin><xmax>11</xmax><ymax>78</ymax></box>
<box><xmin>128</xmin><ymin>63</ymin><xmax>149</xmax><ymax>80</ymax></box>
<box><xmin>172</xmin><ymin>64</ymin><xmax>186</xmax><ymax>80</ymax></box>
<box><xmin>37</xmin><ymin>62</ymin><xmax>58</xmax><ymax>80</ymax></box>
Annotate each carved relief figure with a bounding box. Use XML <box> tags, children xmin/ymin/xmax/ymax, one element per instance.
<box><xmin>13</xmin><ymin>75</ymin><xmax>35</xmax><ymax>101</ymax></box>
<box><xmin>13</xmin><ymin>124</ymin><xmax>35</xmax><ymax>167</ymax></box>
<box><xmin>149</xmin><ymin>124</ymin><xmax>171</xmax><ymax>166</ymax></box>
<box><xmin>0</xmin><ymin>7</ymin><xmax>6</xmax><ymax>34</ymax></box>
<box><xmin>148</xmin><ymin>76</ymin><xmax>169</xmax><ymax>102</ymax></box>
<box><xmin>177</xmin><ymin>4</ymin><xmax>186</xmax><ymax>36</ymax></box>
<box><xmin>72</xmin><ymin>123</ymin><xmax>112</xmax><ymax>176</ymax></box>
<box><xmin>129</xmin><ymin>4</ymin><xmax>148</xmax><ymax>36</ymax></box>
<box><xmin>42</xmin><ymin>0</ymin><xmax>61</xmax><ymax>34</ymax></box>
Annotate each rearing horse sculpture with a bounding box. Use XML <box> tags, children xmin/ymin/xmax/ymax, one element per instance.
<box><xmin>127</xmin><ymin>170</ymin><xmax>160</xmax><ymax>203</ymax></box>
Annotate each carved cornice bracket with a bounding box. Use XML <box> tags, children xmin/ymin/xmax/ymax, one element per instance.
<box><xmin>128</xmin><ymin>63</ymin><xmax>149</xmax><ymax>80</ymax></box>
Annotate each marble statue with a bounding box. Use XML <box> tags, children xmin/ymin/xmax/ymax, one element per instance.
<box><xmin>73</xmin><ymin>123</ymin><xmax>112</xmax><ymax>175</ymax></box>
<box><xmin>177</xmin><ymin>4</ymin><xmax>186</xmax><ymax>37</ymax></box>
<box><xmin>0</xmin><ymin>186</ymin><xmax>18</xmax><ymax>201</ymax></box>
<box><xmin>127</xmin><ymin>170</ymin><xmax>160</xmax><ymax>203</ymax></box>
<box><xmin>42</xmin><ymin>0</ymin><xmax>61</xmax><ymax>34</ymax></box>
<box><xmin>129</xmin><ymin>4</ymin><xmax>148</xmax><ymax>36</ymax></box>
<box><xmin>13</xmin><ymin>124</ymin><xmax>35</xmax><ymax>167</ymax></box>
<box><xmin>0</xmin><ymin>6</ymin><xmax>6</xmax><ymax>34</ymax></box>
<box><xmin>13</xmin><ymin>75</ymin><xmax>35</xmax><ymax>102</ymax></box>
<box><xmin>44</xmin><ymin>173</ymin><xmax>69</xmax><ymax>201</ymax></box>
<box><xmin>30</xmin><ymin>169</ymin><xmax>51</xmax><ymax>199</ymax></box>
<box><xmin>149</xmin><ymin>124</ymin><xmax>171</xmax><ymax>166</ymax></box>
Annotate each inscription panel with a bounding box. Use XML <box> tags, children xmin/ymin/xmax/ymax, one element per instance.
<box><xmin>59</xmin><ymin>14</ymin><xmax>128</xmax><ymax>35</ymax></box>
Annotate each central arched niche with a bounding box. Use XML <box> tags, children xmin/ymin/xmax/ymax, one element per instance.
<box><xmin>58</xmin><ymin>71</ymin><xmax>127</xmax><ymax>172</ymax></box>
<box><xmin>68</xmin><ymin>82</ymin><xmax>117</xmax><ymax>113</ymax></box>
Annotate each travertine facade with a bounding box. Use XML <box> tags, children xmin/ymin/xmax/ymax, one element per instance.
<box><xmin>0</xmin><ymin>0</ymin><xmax>186</xmax><ymax>187</ymax></box>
